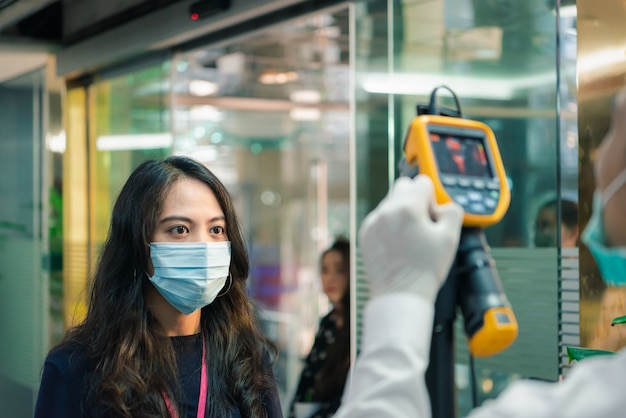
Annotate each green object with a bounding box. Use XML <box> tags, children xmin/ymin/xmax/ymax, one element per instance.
<box><xmin>566</xmin><ymin>314</ymin><xmax>626</xmax><ymax>365</ymax></box>
<box><xmin>611</xmin><ymin>315</ymin><xmax>626</xmax><ymax>326</ymax></box>
<box><xmin>566</xmin><ymin>347</ymin><xmax>614</xmax><ymax>364</ymax></box>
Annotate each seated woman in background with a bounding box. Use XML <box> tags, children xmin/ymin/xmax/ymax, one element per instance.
<box><xmin>289</xmin><ymin>238</ymin><xmax>351</xmax><ymax>418</ymax></box>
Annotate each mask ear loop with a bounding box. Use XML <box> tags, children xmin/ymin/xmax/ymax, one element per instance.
<box><xmin>217</xmin><ymin>274</ymin><xmax>233</xmax><ymax>297</ymax></box>
<box><xmin>601</xmin><ymin>168</ymin><xmax>626</xmax><ymax>206</ymax></box>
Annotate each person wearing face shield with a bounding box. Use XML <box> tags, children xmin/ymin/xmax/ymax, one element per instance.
<box><xmin>333</xmin><ymin>87</ymin><xmax>626</xmax><ymax>418</ymax></box>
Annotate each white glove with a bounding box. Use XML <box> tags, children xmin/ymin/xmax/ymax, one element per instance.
<box><xmin>359</xmin><ymin>175</ymin><xmax>464</xmax><ymax>303</ymax></box>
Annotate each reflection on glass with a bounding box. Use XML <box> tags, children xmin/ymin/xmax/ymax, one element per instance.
<box><xmin>64</xmin><ymin>63</ymin><xmax>172</xmax><ymax>327</ymax></box>
<box><xmin>532</xmin><ymin>197</ymin><xmax>579</xmax><ymax>248</ymax></box>
<box><xmin>391</xmin><ymin>0</ymin><xmax>564</xmax><ymax>412</ymax></box>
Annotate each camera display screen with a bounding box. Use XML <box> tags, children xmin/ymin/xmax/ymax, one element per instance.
<box><xmin>429</xmin><ymin>131</ymin><xmax>492</xmax><ymax>178</ymax></box>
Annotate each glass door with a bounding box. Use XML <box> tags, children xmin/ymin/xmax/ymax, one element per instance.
<box><xmin>63</xmin><ymin>61</ymin><xmax>171</xmax><ymax>328</ymax></box>
<box><xmin>171</xmin><ymin>6</ymin><xmax>352</xmax><ymax>411</ymax></box>
<box><xmin>0</xmin><ymin>69</ymin><xmax>48</xmax><ymax>417</ymax></box>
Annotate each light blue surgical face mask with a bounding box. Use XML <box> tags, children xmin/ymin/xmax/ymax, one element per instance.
<box><xmin>581</xmin><ymin>168</ymin><xmax>626</xmax><ymax>287</ymax></box>
<box><xmin>148</xmin><ymin>241</ymin><xmax>231</xmax><ymax>315</ymax></box>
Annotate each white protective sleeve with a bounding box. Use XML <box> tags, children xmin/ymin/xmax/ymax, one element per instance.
<box><xmin>335</xmin><ymin>293</ymin><xmax>626</xmax><ymax>418</ymax></box>
<box><xmin>466</xmin><ymin>346</ymin><xmax>626</xmax><ymax>418</ymax></box>
<box><xmin>335</xmin><ymin>293</ymin><xmax>435</xmax><ymax>418</ymax></box>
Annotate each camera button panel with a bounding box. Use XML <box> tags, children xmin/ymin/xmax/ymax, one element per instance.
<box><xmin>444</xmin><ymin>181</ymin><xmax>500</xmax><ymax>215</ymax></box>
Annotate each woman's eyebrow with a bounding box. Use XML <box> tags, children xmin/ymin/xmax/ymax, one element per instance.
<box><xmin>159</xmin><ymin>215</ymin><xmax>193</xmax><ymax>224</ymax></box>
<box><xmin>158</xmin><ymin>215</ymin><xmax>225</xmax><ymax>224</ymax></box>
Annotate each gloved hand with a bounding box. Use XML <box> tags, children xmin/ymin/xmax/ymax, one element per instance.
<box><xmin>359</xmin><ymin>175</ymin><xmax>464</xmax><ymax>303</ymax></box>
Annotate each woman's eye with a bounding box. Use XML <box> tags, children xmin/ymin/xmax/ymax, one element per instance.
<box><xmin>172</xmin><ymin>225</ymin><xmax>189</xmax><ymax>234</ymax></box>
<box><xmin>210</xmin><ymin>226</ymin><xmax>225</xmax><ymax>235</ymax></box>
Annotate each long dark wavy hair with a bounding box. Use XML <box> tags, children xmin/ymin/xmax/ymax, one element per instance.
<box><xmin>61</xmin><ymin>156</ymin><xmax>277</xmax><ymax>417</ymax></box>
<box><xmin>313</xmin><ymin>237</ymin><xmax>351</xmax><ymax>400</ymax></box>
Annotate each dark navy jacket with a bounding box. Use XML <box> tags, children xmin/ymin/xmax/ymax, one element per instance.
<box><xmin>34</xmin><ymin>335</ymin><xmax>283</xmax><ymax>417</ymax></box>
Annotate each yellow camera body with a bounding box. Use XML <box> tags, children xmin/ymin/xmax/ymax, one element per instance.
<box><xmin>415</xmin><ymin>88</ymin><xmax>518</xmax><ymax>415</ymax></box>
<box><xmin>403</xmin><ymin>115</ymin><xmax>510</xmax><ymax>228</ymax></box>
<box><xmin>403</xmin><ymin>113</ymin><xmax>517</xmax><ymax>358</ymax></box>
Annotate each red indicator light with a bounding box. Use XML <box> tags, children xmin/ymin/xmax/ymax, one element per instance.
<box><xmin>191</xmin><ymin>13</ymin><xmax>199</xmax><ymax>20</ymax></box>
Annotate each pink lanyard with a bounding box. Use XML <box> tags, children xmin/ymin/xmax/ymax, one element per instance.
<box><xmin>162</xmin><ymin>340</ymin><xmax>208</xmax><ymax>418</ymax></box>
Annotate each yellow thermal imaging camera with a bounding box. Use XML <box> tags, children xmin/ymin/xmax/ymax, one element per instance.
<box><xmin>399</xmin><ymin>86</ymin><xmax>518</xmax><ymax>418</ymax></box>
<box><xmin>403</xmin><ymin>115</ymin><xmax>510</xmax><ymax>229</ymax></box>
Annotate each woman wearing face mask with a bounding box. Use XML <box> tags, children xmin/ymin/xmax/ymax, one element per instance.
<box><xmin>289</xmin><ymin>238</ymin><xmax>351</xmax><ymax>418</ymax></box>
<box><xmin>34</xmin><ymin>156</ymin><xmax>282</xmax><ymax>418</ymax></box>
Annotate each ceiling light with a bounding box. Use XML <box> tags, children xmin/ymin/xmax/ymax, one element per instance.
<box><xmin>290</xmin><ymin>107</ymin><xmax>321</xmax><ymax>121</ymax></box>
<box><xmin>361</xmin><ymin>72</ymin><xmax>555</xmax><ymax>100</ymax></box>
<box><xmin>259</xmin><ymin>71</ymin><xmax>299</xmax><ymax>85</ymax></box>
<box><xmin>259</xmin><ymin>72</ymin><xmax>277</xmax><ymax>84</ymax></box>
<box><xmin>47</xmin><ymin>131</ymin><xmax>66</xmax><ymax>153</ymax></box>
<box><xmin>275</xmin><ymin>73</ymin><xmax>288</xmax><ymax>84</ymax></box>
<box><xmin>290</xmin><ymin>89</ymin><xmax>321</xmax><ymax>103</ymax></box>
<box><xmin>189</xmin><ymin>80</ymin><xmax>218</xmax><ymax>96</ymax></box>
<box><xmin>189</xmin><ymin>105</ymin><xmax>223</xmax><ymax>122</ymax></box>
<box><xmin>96</xmin><ymin>134</ymin><xmax>173</xmax><ymax>151</ymax></box>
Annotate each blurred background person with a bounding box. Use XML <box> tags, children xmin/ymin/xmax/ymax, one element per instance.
<box><xmin>533</xmin><ymin>197</ymin><xmax>579</xmax><ymax>248</ymax></box>
<box><xmin>289</xmin><ymin>238</ymin><xmax>351</xmax><ymax>418</ymax></box>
